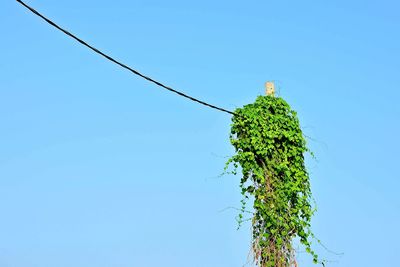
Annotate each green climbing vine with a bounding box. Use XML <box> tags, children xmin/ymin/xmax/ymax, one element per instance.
<box><xmin>226</xmin><ymin>95</ymin><xmax>318</xmax><ymax>267</ymax></box>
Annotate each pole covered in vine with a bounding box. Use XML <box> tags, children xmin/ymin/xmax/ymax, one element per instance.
<box><xmin>226</xmin><ymin>95</ymin><xmax>318</xmax><ymax>266</ymax></box>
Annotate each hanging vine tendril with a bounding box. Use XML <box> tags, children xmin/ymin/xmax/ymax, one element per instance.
<box><xmin>226</xmin><ymin>95</ymin><xmax>318</xmax><ymax>267</ymax></box>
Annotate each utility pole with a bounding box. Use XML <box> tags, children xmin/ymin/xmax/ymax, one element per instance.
<box><xmin>265</xmin><ymin>81</ymin><xmax>275</xmax><ymax>96</ymax></box>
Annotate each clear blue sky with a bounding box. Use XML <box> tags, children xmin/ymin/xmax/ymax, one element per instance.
<box><xmin>1</xmin><ymin>1</ymin><xmax>399</xmax><ymax>266</ymax></box>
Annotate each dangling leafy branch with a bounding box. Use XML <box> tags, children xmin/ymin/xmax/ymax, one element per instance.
<box><xmin>226</xmin><ymin>95</ymin><xmax>318</xmax><ymax>267</ymax></box>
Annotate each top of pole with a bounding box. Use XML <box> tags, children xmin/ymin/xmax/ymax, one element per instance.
<box><xmin>265</xmin><ymin>81</ymin><xmax>275</xmax><ymax>96</ymax></box>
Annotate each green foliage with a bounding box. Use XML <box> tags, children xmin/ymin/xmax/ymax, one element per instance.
<box><xmin>226</xmin><ymin>95</ymin><xmax>318</xmax><ymax>267</ymax></box>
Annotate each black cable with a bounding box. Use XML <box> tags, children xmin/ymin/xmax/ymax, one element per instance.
<box><xmin>16</xmin><ymin>0</ymin><xmax>237</xmax><ymax>116</ymax></box>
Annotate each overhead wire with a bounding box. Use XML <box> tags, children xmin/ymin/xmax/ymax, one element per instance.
<box><xmin>16</xmin><ymin>0</ymin><xmax>237</xmax><ymax>116</ymax></box>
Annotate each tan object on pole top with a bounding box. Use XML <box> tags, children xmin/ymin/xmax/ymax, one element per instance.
<box><xmin>265</xmin><ymin>81</ymin><xmax>275</xmax><ymax>96</ymax></box>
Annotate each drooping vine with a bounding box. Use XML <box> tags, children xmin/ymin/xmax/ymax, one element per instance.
<box><xmin>226</xmin><ymin>95</ymin><xmax>318</xmax><ymax>267</ymax></box>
